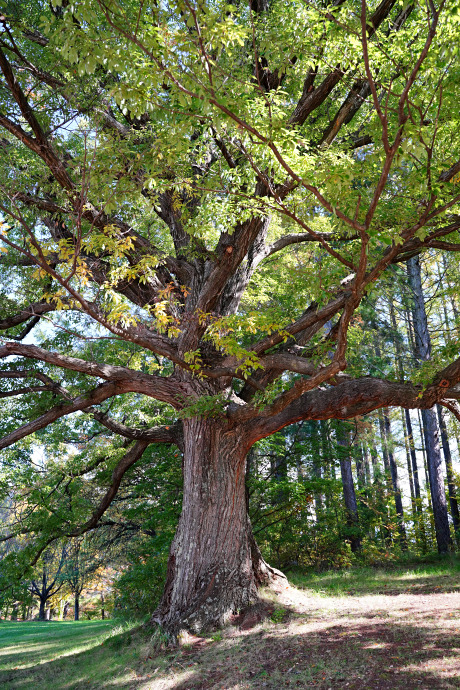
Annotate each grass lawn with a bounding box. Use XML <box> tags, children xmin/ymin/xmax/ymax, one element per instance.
<box><xmin>287</xmin><ymin>555</ymin><xmax>460</xmax><ymax>597</ymax></box>
<box><xmin>1</xmin><ymin>559</ymin><xmax>460</xmax><ymax>689</ymax></box>
<box><xmin>0</xmin><ymin>619</ymin><xmax>144</xmax><ymax>689</ymax></box>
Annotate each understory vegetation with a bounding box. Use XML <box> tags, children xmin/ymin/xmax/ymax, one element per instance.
<box><xmin>2</xmin><ymin>562</ymin><xmax>460</xmax><ymax>690</ymax></box>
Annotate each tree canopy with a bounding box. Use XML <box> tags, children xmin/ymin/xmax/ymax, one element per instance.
<box><xmin>1</xmin><ymin>0</ymin><xmax>460</xmax><ymax>633</ymax></box>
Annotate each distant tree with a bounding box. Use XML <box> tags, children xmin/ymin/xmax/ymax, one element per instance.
<box><xmin>62</xmin><ymin>536</ymin><xmax>103</xmax><ymax>620</ymax></box>
<box><xmin>30</xmin><ymin>546</ymin><xmax>67</xmax><ymax>621</ymax></box>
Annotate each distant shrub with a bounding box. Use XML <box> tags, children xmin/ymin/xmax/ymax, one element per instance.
<box><xmin>112</xmin><ymin>552</ymin><xmax>167</xmax><ymax>620</ymax></box>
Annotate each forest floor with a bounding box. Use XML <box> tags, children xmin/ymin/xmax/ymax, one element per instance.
<box><xmin>1</xmin><ymin>561</ymin><xmax>460</xmax><ymax>689</ymax></box>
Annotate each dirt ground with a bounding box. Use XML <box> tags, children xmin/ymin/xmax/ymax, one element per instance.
<box><xmin>145</xmin><ymin>582</ymin><xmax>460</xmax><ymax>690</ymax></box>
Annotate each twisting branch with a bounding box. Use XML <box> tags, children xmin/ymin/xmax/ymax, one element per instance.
<box><xmin>0</xmin><ymin>381</ymin><xmax>121</xmax><ymax>450</ymax></box>
<box><xmin>0</xmin><ymin>341</ymin><xmax>186</xmax><ymax>406</ymax></box>
<box><xmin>0</xmin><ymin>369</ymin><xmax>71</xmax><ymax>399</ymax></box>
<box><xmin>0</xmin><ymin>301</ymin><xmax>58</xmax><ymax>332</ymax></box>
<box><xmin>69</xmin><ymin>440</ymin><xmax>149</xmax><ymax>536</ymax></box>
<box><xmin>93</xmin><ymin>411</ymin><xmax>182</xmax><ymax>448</ymax></box>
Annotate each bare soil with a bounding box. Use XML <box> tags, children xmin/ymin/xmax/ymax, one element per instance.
<box><xmin>142</xmin><ymin>582</ymin><xmax>460</xmax><ymax>690</ymax></box>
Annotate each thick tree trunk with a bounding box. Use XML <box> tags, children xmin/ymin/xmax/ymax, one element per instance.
<box><xmin>74</xmin><ymin>594</ymin><xmax>80</xmax><ymax>621</ymax></box>
<box><xmin>153</xmin><ymin>417</ymin><xmax>284</xmax><ymax>635</ymax></box>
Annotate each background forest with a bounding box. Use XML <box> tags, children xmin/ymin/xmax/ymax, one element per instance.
<box><xmin>2</xmin><ymin>250</ymin><xmax>460</xmax><ymax>622</ymax></box>
<box><xmin>1</xmin><ymin>0</ymin><xmax>460</xmax><ymax>635</ymax></box>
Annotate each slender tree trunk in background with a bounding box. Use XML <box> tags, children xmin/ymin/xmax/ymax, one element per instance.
<box><xmin>311</xmin><ymin>422</ymin><xmax>324</xmax><ymax>521</ymax></box>
<box><xmin>38</xmin><ymin>599</ymin><xmax>46</xmax><ymax>621</ymax></box>
<box><xmin>417</xmin><ymin>409</ymin><xmax>431</xmax><ymax>495</ymax></box>
<box><xmin>336</xmin><ymin>425</ymin><xmax>361</xmax><ymax>553</ymax></box>
<box><xmin>437</xmin><ymin>405</ymin><xmax>460</xmax><ymax>539</ymax></box>
<box><xmin>153</xmin><ymin>418</ymin><xmax>284</xmax><ymax>635</ymax></box>
<box><xmin>101</xmin><ymin>592</ymin><xmax>105</xmax><ymax>620</ymax></box>
<box><xmin>402</xmin><ymin>411</ymin><xmax>416</xmax><ymax>506</ymax></box>
<box><xmin>405</xmin><ymin>410</ymin><xmax>422</xmax><ymax>504</ymax></box>
<box><xmin>421</xmin><ymin>408</ymin><xmax>451</xmax><ymax>552</ymax></box>
<box><xmin>369</xmin><ymin>431</ymin><xmax>380</xmax><ymax>481</ymax></box>
<box><xmin>320</xmin><ymin>419</ymin><xmax>335</xmax><ymax>480</ymax></box>
<box><xmin>417</xmin><ymin>408</ymin><xmax>436</xmax><ymax>548</ymax></box>
<box><xmin>355</xmin><ymin>444</ymin><xmax>366</xmax><ymax>490</ymax></box>
<box><xmin>362</xmin><ymin>443</ymin><xmax>372</xmax><ymax>486</ymax></box>
<box><xmin>377</xmin><ymin>408</ymin><xmax>391</xmax><ymax>476</ymax></box>
<box><xmin>402</xmin><ymin>409</ymin><xmax>424</xmax><ymax>548</ymax></box>
<box><xmin>407</xmin><ymin>256</ymin><xmax>452</xmax><ymax>553</ymax></box>
<box><xmin>367</xmin><ymin>415</ymin><xmax>390</xmax><ymax>544</ymax></box>
<box><xmin>383</xmin><ymin>409</ymin><xmax>407</xmax><ymax>549</ymax></box>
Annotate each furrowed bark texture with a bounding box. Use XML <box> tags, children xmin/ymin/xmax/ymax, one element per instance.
<box><xmin>421</xmin><ymin>408</ymin><xmax>452</xmax><ymax>553</ymax></box>
<box><xmin>383</xmin><ymin>409</ymin><xmax>407</xmax><ymax>549</ymax></box>
<box><xmin>153</xmin><ymin>417</ymin><xmax>283</xmax><ymax>634</ymax></box>
<box><xmin>336</xmin><ymin>427</ymin><xmax>361</xmax><ymax>553</ymax></box>
<box><xmin>407</xmin><ymin>256</ymin><xmax>452</xmax><ymax>553</ymax></box>
<box><xmin>437</xmin><ymin>404</ymin><xmax>460</xmax><ymax>537</ymax></box>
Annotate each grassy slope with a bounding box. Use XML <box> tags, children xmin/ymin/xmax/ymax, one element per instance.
<box><xmin>0</xmin><ymin>620</ymin><xmax>143</xmax><ymax>689</ymax></box>
<box><xmin>1</xmin><ymin>559</ymin><xmax>460</xmax><ymax>689</ymax></box>
<box><xmin>288</xmin><ymin>557</ymin><xmax>460</xmax><ymax>596</ymax></box>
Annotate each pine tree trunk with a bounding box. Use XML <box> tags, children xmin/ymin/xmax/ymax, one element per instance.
<box><xmin>383</xmin><ymin>408</ymin><xmax>407</xmax><ymax>548</ymax></box>
<box><xmin>420</xmin><ymin>408</ymin><xmax>451</xmax><ymax>552</ymax></box>
<box><xmin>311</xmin><ymin>422</ymin><xmax>324</xmax><ymax>520</ymax></box>
<box><xmin>437</xmin><ymin>404</ymin><xmax>460</xmax><ymax>540</ymax></box>
<box><xmin>153</xmin><ymin>417</ymin><xmax>284</xmax><ymax>635</ymax></box>
<box><xmin>336</xmin><ymin>424</ymin><xmax>361</xmax><ymax>552</ymax></box>
<box><xmin>407</xmin><ymin>256</ymin><xmax>451</xmax><ymax>554</ymax></box>
<box><xmin>377</xmin><ymin>409</ymin><xmax>391</xmax><ymax>476</ymax></box>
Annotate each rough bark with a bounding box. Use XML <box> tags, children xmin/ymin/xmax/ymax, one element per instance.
<box><xmin>383</xmin><ymin>409</ymin><xmax>407</xmax><ymax>549</ymax></box>
<box><xmin>407</xmin><ymin>256</ymin><xmax>452</xmax><ymax>553</ymax></box>
<box><xmin>437</xmin><ymin>404</ymin><xmax>460</xmax><ymax>538</ymax></box>
<box><xmin>336</xmin><ymin>425</ymin><xmax>361</xmax><ymax>553</ymax></box>
<box><xmin>153</xmin><ymin>417</ymin><xmax>285</xmax><ymax>635</ymax></box>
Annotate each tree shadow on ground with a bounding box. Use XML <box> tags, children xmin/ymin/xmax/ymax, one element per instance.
<box><xmin>0</xmin><ymin>620</ymin><xmax>113</xmax><ymax>671</ymax></box>
<box><xmin>0</xmin><ymin>624</ymin><xmax>140</xmax><ymax>690</ymax></box>
<box><xmin>166</xmin><ymin>616</ymin><xmax>460</xmax><ymax>690</ymax></box>
<box><xmin>2</xmin><ymin>601</ymin><xmax>460</xmax><ymax>689</ymax></box>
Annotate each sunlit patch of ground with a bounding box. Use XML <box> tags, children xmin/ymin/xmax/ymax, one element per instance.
<box><xmin>1</xmin><ymin>565</ymin><xmax>460</xmax><ymax>689</ymax></box>
<box><xmin>147</xmin><ymin>585</ymin><xmax>460</xmax><ymax>690</ymax></box>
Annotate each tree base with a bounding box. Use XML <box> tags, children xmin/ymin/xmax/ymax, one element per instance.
<box><xmin>152</xmin><ymin>546</ymin><xmax>287</xmax><ymax>637</ymax></box>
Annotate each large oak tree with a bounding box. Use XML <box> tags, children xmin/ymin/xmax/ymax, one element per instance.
<box><xmin>1</xmin><ymin>0</ymin><xmax>460</xmax><ymax>633</ymax></box>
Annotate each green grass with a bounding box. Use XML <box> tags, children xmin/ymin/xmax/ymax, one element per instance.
<box><xmin>2</xmin><ymin>560</ymin><xmax>460</xmax><ymax>689</ymax></box>
<box><xmin>287</xmin><ymin>556</ymin><xmax>460</xmax><ymax>597</ymax></box>
<box><xmin>0</xmin><ymin>619</ymin><xmax>147</xmax><ymax>689</ymax></box>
